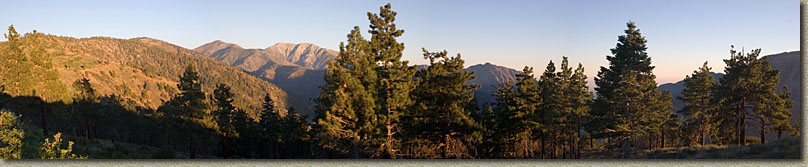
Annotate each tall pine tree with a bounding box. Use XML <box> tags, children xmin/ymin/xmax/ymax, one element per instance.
<box><xmin>404</xmin><ymin>49</ymin><xmax>481</xmax><ymax>158</ymax></box>
<box><xmin>314</xmin><ymin>26</ymin><xmax>377</xmax><ymax>158</ymax></box>
<box><xmin>590</xmin><ymin>22</ymin><xmax>673</xmax><ymax>158</ymax></box>
<box><xmin>678</xmin><ymin>62</ymin><xmax>716</xmax><ymax>146</ymax></box>
<box><xmin>492</xmin><ymin>66</ymin><xmax>541</xmax><ymax>158</ymax></box>
<box><xmin>367</xmin><ymin>3</ymin><xmax>417</xmax><ymax>158</ymax></box>
<box><xmin>713</xmin><ymin>47</ymin><xmax>792</xmax><ymax>145</ymax></box>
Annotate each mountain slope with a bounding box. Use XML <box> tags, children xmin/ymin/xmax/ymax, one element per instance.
<box><xmin>464</xmin><ymin>63</ymin><xmax>521</xmax><ymax>106</ymax></box>
<box><xmin>194</xmin><ymin>40</ymin><xmax>336</xmax><ymax>116</ymax></box>
<box><xmin>9</xmin><ymin>35</ymin><xmax>303</xmax><ymax>118</ymax></box>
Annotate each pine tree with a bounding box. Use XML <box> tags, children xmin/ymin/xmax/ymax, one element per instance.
<box><xmin>713</xmin><ymin>47</ymin><xmax>791</xmax><ymax>145</ymax></box>
<box><xmin>314</xmin><ymin>26</ymin><xmax>377</xmax><ymax>158</ymax></box>
<box><xmin>280</xmin><ymin>106</ymin><xmax>312</xmax><ymax>158</ymax></box>
<box><xmin>70</xmin><ymin>78</ymin><xmax>99</xmax><ymax>138</ymax></box>
<box><xmin>213</xmin><ymin>83</ymin><xmax>237</xmax><ymax>158</ymax></box>
<box><xmin>231</xmin><ymin>108</ymin><xmax>259</xmax><ymax>158</ymax></box>
<box><xmin>258</xmin><ymin>93</ymin><xmax>283</xmax><ymax>158</ymax></box>
<box><xmin>176</xmin><ymin>63</ymin><xmax>208</xmax><ymax>119</ymax></box>
<box><xmin>492</xmin><ymin>66</ymin><xmax>540</xmax><ymax>158</ymax></box>
<box><xmin>539</xmin><ymin>57</ymin><xmax>593</xmax><ymax>159</ymax></box>
<box><xmin>772</xmin><ymin>87</ymin><xmax>795</xmax><ymax>140</ymax></box>
<box><xmin>367</xmin><ymin>3</ymin><xmax>417</xmax><ymax>158</ymax></box>
<box><xmin>566</xmin><ymin>62</ymin><xmax>593</xmax><ymax>158</ymax></box>
<box><xmin>404</xmin><ymin>49</ymin><xmax>481</xmax><ymax>158</ymax></box>
<box><xmin>678</xmin><ymin>62</ymin><xmax>716</xmax><ymax>146</ymax></box>
<box><xmin>166</xmin><ymin>62</ymin><xmax>212</xmax><ymax>159</ymax></box>
<box><xmin>590</xmin><ymin>22</ymin><xmax>673</xmax><ymax>158</ymax></box>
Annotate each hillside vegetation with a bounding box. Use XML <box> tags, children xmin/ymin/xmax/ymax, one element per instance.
<box><xmin>3</xmin><ymin>35</ymin><xmax>300</xmax><ymax>117</ymax></box>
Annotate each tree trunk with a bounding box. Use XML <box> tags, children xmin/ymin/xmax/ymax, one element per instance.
<box><xmin>759</xmin><ymin>119</ymin><xmax>766</xmax><ymax>144</ymax></box>
<box><xmin>622</xmin><ymin>138</ymin><xmax>631</xmax><ymax>159</ymax></box>
<box><xmin>741</xmin><ymin>114</ymin><xmax>746</xmax><ymax>145</ymax></box>
<box><xmin>540</xmin><ymin>132</ymin><xmax>545</xmax><ymax>159</ymax></box>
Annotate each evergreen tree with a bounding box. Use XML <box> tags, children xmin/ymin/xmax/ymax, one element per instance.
<box><xmin>538</xmin><ymin>57</ymin><xmax>592</xmax><ymax>159</ymax></box>
<box><xmin>537</xmin><ymin>60</ymin><xmax>560</xmax><ymax>158</ymax></box>
<box><xmin>161</xmin><ymin>62</ymin><xmax>213</xmax><ymax>159</ymax></box>
<box><xmin>231</xmin><ymin>108</ymin><xmax>260</xmax><ymax>158</ymax></box>
<box><xmin>566</xmin><ymin>62</ymin><xmax>593</xmax><ymax>158</ymax></box>
<box><xmin>258</xmin><ymin>93</ymin><xmax>283</xmax><ymax>158</ymax></box>
<box><xmin>678</xmin><ymin>62</ymin><xmax>716</xmax><ymax>146</ymax></box>
<box><xmin>772</xmin><ymin>87</ymin><xmax>795</xmax><ymax>140</ymax></box>
<box><xmin>280</xmin><ymin>106</ymin><xmax>312</xmax><ymax>158</ymax></box>
<box><xmin>71</xmin><ymin>78</ymin><xmax>99</xmax><ymax>138</ymax></box>
<box><xmin>404</xmin><ymin>49</ymin><xmax>481</xmax><ymax>158</ymax></box>
<box><xmin>367</xmin><ymin>3</ymin><xmax>417</xmax><ymax>158</ymax></box>
<box><xmin>314</xmin><ymin>26</ymin><xmax>377</xmax><ymax>158</ymax></box>
<box><xmin>492</xmin><ymin>66</ymin><xmax>540</xmax><ymax>158</ymax></box>
<box><xmin>213</xmin><ymin>83</ymin><xmax>237</xmax><ymax>158</ymax></box>
<box><xmin>176</xmin><ymin>63</ymin><xmax>208</xmax><ymax>119</ymax></box>
<box><xmin>713</xmin><ymin>47</ymin><xmax>791</xmax><ymax>145</ymax></box>
<box><xmin>590</xmin><ymin>22</ymin><xmax>673</xmax><ymax>158</ymax></box>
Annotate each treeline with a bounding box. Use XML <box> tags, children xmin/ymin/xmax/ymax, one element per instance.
<box><xmin>310</xmin><ymin>3</ymin><xmax>798</xmax><ymax>159</ymax></box>
<box><xmin>0</xmin><ymin>3</ymin><xmax>799</xmax><ymax>159</ymax></box>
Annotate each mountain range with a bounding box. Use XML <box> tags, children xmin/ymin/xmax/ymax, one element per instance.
<box><xmin>194</xmin><ymin>41</ymin><xmax>801</xmax><ymax>124</ymax></box>
<box><xmin>193</xmin><ymin>41</ymin><xmax>526</xmax><ymax>116</ymax></box>
<box><xmin>193</xmin><ymin>41</ymin><xmax>338</xmax><ymax>116</ymax></box>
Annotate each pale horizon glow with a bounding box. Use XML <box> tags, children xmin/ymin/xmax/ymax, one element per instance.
<box><xmin>0</xmin><ymin>0</ymin><xmax>798</xmax><ymax>87</ymax></box>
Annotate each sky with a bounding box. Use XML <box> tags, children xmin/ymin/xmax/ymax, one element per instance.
<box><xmin>0</xmin><ymin>0</ymin><xmax>799</xmax><ymax>86</ymax></box>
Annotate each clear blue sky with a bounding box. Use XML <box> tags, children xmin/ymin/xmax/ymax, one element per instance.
<box><xmin>0</xmin><ymin>0</ymin><xmax>798</xmax><ymax>85</ymax></box>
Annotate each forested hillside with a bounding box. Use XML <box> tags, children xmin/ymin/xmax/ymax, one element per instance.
<box><xmin>0</xmin><ymin>3</ymin><xmax>799</xmax><ymax>160</ymax></box>
<box><xmin>0</xmin><ymin>35</ymin><xmax>301</xmax><ymax>117</ymax></box>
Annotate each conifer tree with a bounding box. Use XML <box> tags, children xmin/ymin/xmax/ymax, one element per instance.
<box><xmin>367</xmin><ymin>3</ymin><xmax>417</xmax><ymax>158</ymax></box>
<box><xmin>405</xmin><ymin>49</ymin><xmax>481</xmax><ymax>158</ymax></box>
<box><xmin>314</xmin><ymin>26</ymin><xmax>377</xmax><ymax>158</ymax></box>
<box><xmin>492</xmin><ymin>66</ymin><xmax>540</xmax><ymax>158</ymax></box>
<box><xmin>538</xmin><ymin>60</ymin><xmax>560</xmax><ymax>158</ymax></box>
<box><xmin>713</xmin><ymin>47</ymin><xmax>791</xmax><ymax>145</ymax></box>
<box><xmin>771</xmin><ymin>87</ymin><xmax>795</xmax><ymax>140</ymax></box>
<box><xmin>176</xmin><ymin>63</ymin><xmax>208</xmax><ymax>118</ymax></box>
<box><xmin>70</xmin><ymin>78</ymin><xmax>99</xmax><ymax>138</ymax></box>
<box><xmin>678</xmin><ymin>62</ymin><xmax>716</xmax><ymax>146</ymax></box>
<box><xmin>539</xmin><ymin>57</ymin><xmax>592</xmax><ymax>159</ymax></box>
<box><xmin>590</xmin><ymin>22</ymin><xmax>673</xmax><ymax>158</ymax></box>
<box><xmin>566</xmin><ymin>62</ymin><xmax>592</xmax><ymax>158</ymax></box>
<box><xmin>258</xmin><ymin>93</ymin><xmax>282</xmax><ymax>158</ymax></box>
<box><xmin>280</xmin><ymin>106</ymin><xmax>312</xmax><ymax>158</ymax></box>
<box><xmin>165</xmin><ymin>62</ymin><xmax>213</xmax><ymax>159</ymax></box>
<box><xmin>213</xmin><ymin>83</ymin><xmax>237</xmax><ymax>158</ymax></box>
